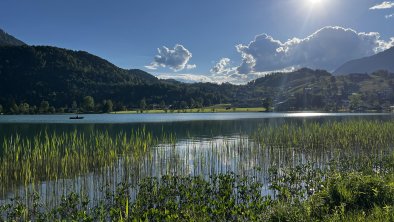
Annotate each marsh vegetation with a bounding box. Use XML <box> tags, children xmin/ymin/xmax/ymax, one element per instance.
<box><xmin>1</xmin><ymin>118</ymin><xmax>394</xmax><ymax>220</ymax></box>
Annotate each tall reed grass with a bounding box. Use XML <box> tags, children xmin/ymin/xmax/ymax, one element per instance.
<box><xmin>0</xmin><ymin>129</ymin><xmax>164</xmax><ymax>195</ymax></box>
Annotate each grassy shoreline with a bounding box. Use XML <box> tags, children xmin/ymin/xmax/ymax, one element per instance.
<box><xmin>111</xmin><ymin>104</ymin><xmax>267</xmax><ymax>114</ymax></box>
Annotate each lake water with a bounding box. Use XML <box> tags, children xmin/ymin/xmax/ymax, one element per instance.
<box><xmin>0</xmin><ymin>112</ymin><xmax>393</xmax><ymax>205</ymax></box>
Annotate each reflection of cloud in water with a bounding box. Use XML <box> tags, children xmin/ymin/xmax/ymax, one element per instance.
<box><xmin>155</xmin><ymin>135</ymin><xmax>258</xmax><ymax>176</ymax></box>
<box><xmin>0</xmin><ymin>131</ymin><xmax>347</xmax><ymax>207</ymax></box>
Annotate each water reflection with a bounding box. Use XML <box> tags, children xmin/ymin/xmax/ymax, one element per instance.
<box><xmin>0</xmin><ymin>113</ymin><xmax>393</xmax><ymax>206</ymax></box>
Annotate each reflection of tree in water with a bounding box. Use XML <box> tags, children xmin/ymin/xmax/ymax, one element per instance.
<box><xmin>1</xmin><ymin>115</ymin><xmax>394</xmax><ymax>207</ymax></box>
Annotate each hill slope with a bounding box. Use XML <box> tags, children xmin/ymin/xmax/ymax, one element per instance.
<box><xmin>1</xmin><ymin>44</ymin><xmax>394</xmax><ymax>113</ymax></box>
<box><xmin>0</xmin><ymin>29</ymin><xmax>26</xmax><ymax>46</ymax></box>
<box><xmin>334</xmin><ymin>47</ymin><xmax>394</xmax><ymax>75</ymax></box>
<box><xmin>0</xmin><ymin>45</ymin><xmax>160</xmax><ymax>106</ymax></box>
<box><xmin>0</xmin><ymin>45</ymin><xmax>233</xmax><ymax>111</ymax></box>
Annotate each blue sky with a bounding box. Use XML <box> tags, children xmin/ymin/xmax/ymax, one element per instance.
<box><xmin>1</xmin><ymin>0</ymin><xmax>393</xmax><ymax>84</ymax></box>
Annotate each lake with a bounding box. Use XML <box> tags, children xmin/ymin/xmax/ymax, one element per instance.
<box><xmin>0</xmin><ymin>112</ymin><xmax>393</xmax><ymax>206</ymax></box>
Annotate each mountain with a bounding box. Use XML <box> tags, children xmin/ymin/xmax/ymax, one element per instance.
<box><xmin>0</xmin><ymin>30</ymin><xmax>394</xmax><ymax>113</ymax></box>
<box><xmin>0</xmin><ymin>28</ymin><xmax>26</xmax><ymax>46</ymax></box>
<box><xmin>334</xmin><ymin>47</ymin><xmax>394</xmax><ymax>75</ymax></box>
<box><xmin>238</xmin><ymin>68</ymin><xmax>394</xmax><ymax>111</ymax></box>
<box><xmin>0</xmin><ymin>45</ymin><xmax>162</xmax><ymax>107</ymax></box>
<box><xmin>0</xmin><ymin>45</ymin><xmax>233</xmax><ymax>111</ymax></box>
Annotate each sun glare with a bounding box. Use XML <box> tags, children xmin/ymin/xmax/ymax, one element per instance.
<box><xmin>304</xmin><ymin>0</ymin><xmax>325</xmax><ymax>10</ymax></box>
<box><xmin>309</xmin><ymin>0</ymin><xmax>322</xmax><ymax>4</ymax></box>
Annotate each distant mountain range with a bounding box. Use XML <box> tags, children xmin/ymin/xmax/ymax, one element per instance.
<box><xmin>334</xmin><ymin>47</ymin><xmax>394</xmax><ymax>75</ymax></box>
<box><xmin>0</xmin><ymin>28</ymin><xmax>25</xmax><ymax>46</ymax></box>
<box><xmin>1</xmin><ymin>28</ymin><xmax>394</xmax><ymax>113</ymax></box>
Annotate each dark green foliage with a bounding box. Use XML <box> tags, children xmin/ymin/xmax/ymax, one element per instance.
<box><xmin>262</xmin><ymin>97</ymin><xmax>272</xmax><ymax>111</ymax></box>
<box><xmin>39</xmin><ymin>100</ymin><xmax>49</xmax><ymax>113</ymax></box>
<box><xmin>311</xmin><ymin>173</ymin><xmax>394</xmax><ymax>215</ymax></box>
<box><xmin>0</xmin><ymin>45</ymin><xmax>237</xmax><ymax>113</ymax></box>
<box><xmin>103</xmin><ymin>99</ymin><xmax>113</xmax><ymax>113</ymax></box>
<box><xmin>82</xmin><ymin>96</ymin><xmax>94</xmax><ymax>112</ymax></box>
<box><xmin>1</xmin><ymin>166</ymin><xmax>393</xmax><ymax>221</ymax></box>
<box><xmin>139</xmin><ymin>98</ymin><xmax>146</xmax><ymax>110</ymax></box>
<box><xmin>18</xmin><ymin>102</ymin><xmax>29</xmax><ymax>114</ymax></box>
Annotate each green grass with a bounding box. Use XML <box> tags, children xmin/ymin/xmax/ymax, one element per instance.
<box><xmin>113</xmin><ymin>105</ymin><xmax>266</xmax><ymax>114</ymax></box>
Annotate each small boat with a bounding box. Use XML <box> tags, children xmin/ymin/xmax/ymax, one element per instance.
<box><xmin>69</xmin><ymin>115</ymin><xmax>84</xmax><ymax>120</ymax></box>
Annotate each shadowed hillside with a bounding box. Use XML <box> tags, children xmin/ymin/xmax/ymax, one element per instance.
<box><xmin>334</xmin><ymin>47</ymin><xmax>394</xmax><ymax>75</ymax></box>
<box><xmin>0</xmin><ymin>28</ymin><xmax>25</xmax><ymax>46</ymax></box>
<box><xmin>1</xmin><ymin>45</ymin><xmax>394</xmax><ymax>113</ymax></box>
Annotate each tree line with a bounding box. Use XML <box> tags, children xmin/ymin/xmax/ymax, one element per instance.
<box><xmin>1</xmin><ymin>46</ymin><xmax>394</xmax><ymax>114</ymax></box>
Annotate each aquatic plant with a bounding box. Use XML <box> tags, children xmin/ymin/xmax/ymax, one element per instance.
<box><xmin>1</xmin><ymin>119</ymin><xmax>394</xmax><ymax>220</ymax></box>
<box><xmin>1</xmin><ymin>160</ymin><xmax>393</xmax><ymax>221</ymax></box>
<box><xmin>0</xmin><ymin>129</ymin><xmax>158</xmax><ymax>195</ymax></box>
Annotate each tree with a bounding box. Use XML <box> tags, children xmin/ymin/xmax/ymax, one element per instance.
<box><xmin>349</xmin><ymin>93</ymin><xmax>362</xmax><ymax>111</ymax></box>
<box><xmin>0</xmin><ymin>104</ymin><xmax>3</xmax><ymax>113</ymax></box>
<box><xmin>262</xmin><ymin>98</ymin><xmax>272</xmax><ymax>112</ymax></box>
<box><xmin>196</xmin><ymin>97</ymin><xmax>204</xmax><ymax>108</ymax></box>
<box><xmin>49</xmin><ymin>106</ymin><xmax>56</xmax><ymax>113</ymax></box>
<box><xmin>39</xmin><ymin>100</ymin><xmax>50</xmax><ymax>113</ymax></box>
<box><xmin>83</xmin><ymin>96</ymin><xmax>95</xmax><ymax>112</ymax></box>
<box><xmin>30</xmin><ymin>105</ymin><xmax>37</xmax><ymax>114</ymax></box>
<box><xmin>103</xmin><ymin>99</ymin><xmax>113</xmax><ymax>113</ymax></box>
<box><xmin>189</xmin><ymin>98</ymin><xmax>195</xmax><ymax>109</ymax></box>
<box><xmin>140</xmin><ymin>98</ymin><xmax>147</xmax><ymax>111</ymax></box>
<box><xmin>71</xmin><ymin>101</ymin><xmax>78</xmax><ymax>112</ymax></box>
<box><xmin>180</xmin><ymin>101</ymin><xmax>188</xmax><ymax>109</ymax></box>
<box><xmin>160</xmin><ymin>100</ymin><xmax>166</xmax><ymax>109</ymax></box>
<box><xmin>18</xmin><ymin>102</ymin><xmax>30</xmax><ymax>114</ymax></box>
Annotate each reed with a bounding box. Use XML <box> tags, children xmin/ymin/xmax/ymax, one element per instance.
<box><xmin>0</xmin><ymin>129</ymin><xmax>159</xmax><ymax>195</ymax></box>
<box><xmin>1</xmin><ymin>119</ymin><xmax>394</xmax><ymax>221</ymax></box>
<box><xmin>254</xmin><ymin>120</ymin><xmax>394</xmax><ymax>155</ymax></box>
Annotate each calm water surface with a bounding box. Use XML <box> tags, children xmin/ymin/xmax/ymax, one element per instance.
<box><xmin>0</xmin><ymin>112</ymin><xmax>393</xmax><ymax>205</ymax></box>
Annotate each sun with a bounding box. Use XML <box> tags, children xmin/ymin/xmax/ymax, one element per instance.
<box><xmin>308</xmin><ymin>0</ymin><xmax>323</xmax><ymax>5</ymax></box>
<box><xmin>305</xmin><ymin>0</ymin><xmax>325</xmax><ymax>9</ymax></box>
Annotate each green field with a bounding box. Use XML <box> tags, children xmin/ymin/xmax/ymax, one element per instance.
<box><xmin>112</xmin><ymin>104</ymin><xmax>267</xmax><ymax>114</ymax></box>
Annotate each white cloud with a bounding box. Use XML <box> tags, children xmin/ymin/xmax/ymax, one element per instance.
<box><xmin>235</xmin><ymin>26</ymin><xmax>393</xmax><ymax>73</ymax></box>
<box><xmin>156</xmin><ymin>73</ymin><xmax>213</xmax><ymax>83</ymax></box>
<box><xmin>144</xmin><ymin>64</ymin><xmax>158</xmax><ymax>70</ymax></box>
<box><xmin>370</xmin><ymin>1</ymin><xmax>394</xmax><ymax>10</ymax></box>
<box><xmin>186</xmin><ymin>64</ymin><xmax>197</xmax><ymax>69</ymax></box>
<box><xmin>146</xmin><ymin>44</ymin><xmax>195</xmax><ymax>71</ymax></box>
<box><xmin>210</xmin><ymin>58</ymin><xmax>235</xmax><ymax>74</ymax></box>
<box><xmin>386</xmin><ymin>13</ymin><xmax>394</xmax><ymax>18</ymax></box>
<box><xmin>382</xmin><ymin>37</ymin><xmax>394</xmax><ymax>48</ymax></box>
<box><xmin>155</xmin><ymin>72</ymin><xmax>249</xmax><ymax>85</ymax></box>
<box><xmin>156</xmin><ymin>67</ymin><xmax>296</xmax><ymax>85</ymax></box>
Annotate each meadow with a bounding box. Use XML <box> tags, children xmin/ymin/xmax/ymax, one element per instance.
<box><xmin>113</xmin><ymin>104</ymin><xmax>266</xmax><ymax>114</ymax></box>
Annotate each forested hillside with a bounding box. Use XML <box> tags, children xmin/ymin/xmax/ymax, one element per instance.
<box><xmin>1</xmin><ymin>45</ymin><xmax>394</xmax><ymax>114</ymax></box>
<box><xmin>0</xmin><ymin>45</ymin><xmax>236</xmax><ymax>113</ymax></box>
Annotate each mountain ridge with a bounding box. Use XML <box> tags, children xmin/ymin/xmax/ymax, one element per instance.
<box><xmin>0</xmin><ymin>28</ymin><xmax>26</xmax><ymax>46</ymax></box>
<box><xmin>1</xmin><ymin>28</ymin><xmax>394</xmax><ymax>113</ymax></box>
<box><xmin>334</xmin><ymin>47</ymin><xmax>394</xmax><ymax>75</ymax></box>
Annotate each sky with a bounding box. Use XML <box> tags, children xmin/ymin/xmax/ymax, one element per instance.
<box><xmin>1</xmin><ymin>0</ymin><xmax>394</xmax><ymax>84</ymax></box>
